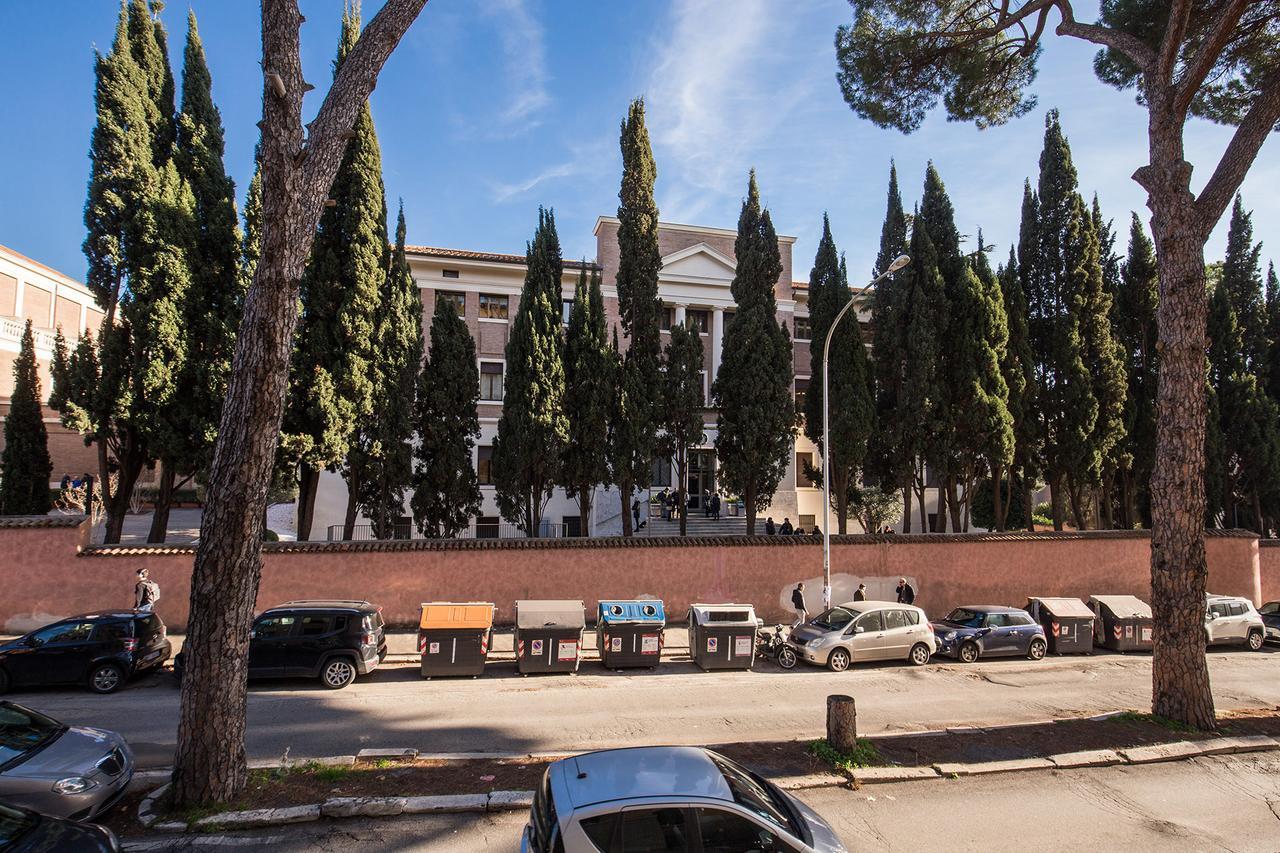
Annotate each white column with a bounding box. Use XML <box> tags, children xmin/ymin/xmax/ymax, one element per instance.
<box><xmin>673</xmin><ymin>303</ymin><xmax>687</xmax><ymax>327</ymax></box>
<box><xmin>711</xmin><ymin>307</ymin><xmax>724</xmax><ymax>380</ymax></box>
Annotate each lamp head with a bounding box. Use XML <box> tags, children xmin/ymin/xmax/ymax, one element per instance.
<box><xmin>888</xmin><ymin>254</ymin><xmax>910</xmax><ymax>273</ymax></box>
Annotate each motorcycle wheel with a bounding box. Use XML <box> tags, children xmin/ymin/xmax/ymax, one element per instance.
<box><xmin>777</xmin><ymin>646</ymin><xmax>798</xmax><ymax>669</ymax></box>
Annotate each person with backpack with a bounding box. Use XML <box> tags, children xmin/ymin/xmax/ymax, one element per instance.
<box><xmin>134</xmin><ymin>568</ymin><xmax>160</xmax><ymax>612</ymax></box>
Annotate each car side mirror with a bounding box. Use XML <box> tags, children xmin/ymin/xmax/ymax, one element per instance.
<box><xmin>853</xmin><ymin>626</ymin><xmax>865</xmax><ymax>634</ymax></box>
<box><xmin>1206</xmin><ymin>612</ymin><xmax>1216</xmax><ymax>620</ymax></box>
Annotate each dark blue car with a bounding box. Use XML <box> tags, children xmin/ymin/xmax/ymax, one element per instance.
<box><xmin>932</xmin><ymin>605</ymin><xmax>1047</xmax><ymax>663</ymax></box>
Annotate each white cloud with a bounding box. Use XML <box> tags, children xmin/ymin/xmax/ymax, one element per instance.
<box><xmin>488</xmin><ymin>137</ymin><xmax>614</xmax><ymax>204</ymax></box>
<box><xmin>485</xmin><ymin>0</ymin><xmax>550</xmax><ymax>129</ymax></box>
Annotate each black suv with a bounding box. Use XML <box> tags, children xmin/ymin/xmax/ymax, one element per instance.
<box><xmin>0</xmin><ymin>611</ymin><xmax>171</xmax><ymax>695</ymax></box>
<box><xmin>176</xmin><ymin>600</ymin><xmax>387</xmax><ymax>689</ymax></box>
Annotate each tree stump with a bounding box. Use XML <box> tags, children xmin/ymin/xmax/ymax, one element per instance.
<box><xmin>827</xmin><ymin>694</ymin><xmax>857</xmax><ymax>754</ymax></box>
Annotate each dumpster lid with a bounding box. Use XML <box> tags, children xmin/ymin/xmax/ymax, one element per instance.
<box><xmin>1089</xmin><ymin>595</ymin><xmax>1153</xmax><ymax>618</ymax></box>
<box><xmin>689</xmin><ymin>603</ymin><xmax>757</xmax><ymax>625</ymax></box>
<box><xmin>419</xmin><ymin>602</ymin><xmax>494</xmax><ymax>630</ymax></box>
<box><xmin>598</xmin><ymin>600</ymin><xmax>665</xmax><ymax>623</ymax></box>
<box><xmin>515</xmin><ymin>600</ymin><xmax>586</xmax><ymax>629</ymax></box>
<box><xmin>1026</xmin><ymin>597</ymin><xmax>1094</xmax><ymax>619</ymax></box>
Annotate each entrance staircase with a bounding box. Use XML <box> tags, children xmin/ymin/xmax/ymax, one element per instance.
<box><xmin>639</xmin><ymin>512</ymin><xmax>749</xmax><ymax>538</ymax></box>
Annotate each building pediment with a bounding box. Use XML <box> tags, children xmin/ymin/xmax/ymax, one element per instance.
<box><xmin>659</xmin><ymin>243</ymin><xmax>736</xmax><ymax>284</ymax></box>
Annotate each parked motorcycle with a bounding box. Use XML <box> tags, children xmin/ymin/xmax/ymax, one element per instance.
<box><xmin>756</xmin><ymin>624</ymin><xmax>798</xmax><ymax>669</ymax></box>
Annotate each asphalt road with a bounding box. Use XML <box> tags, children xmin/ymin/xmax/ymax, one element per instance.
<box><xmin>120</xmin><ymin>752</ymin><xmax>1280</xmax><ymax>851</ymax></box>
<box><xmin>9</xmin><ymin>644</ymin><xmax>1280</xmax><ymax>766</ymax></box>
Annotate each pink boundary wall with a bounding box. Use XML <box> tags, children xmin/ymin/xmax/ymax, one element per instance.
<box><xmin>0</xmin><ymin>518</ymin><xmax>1263</xmax><ymax>633</ymax></box>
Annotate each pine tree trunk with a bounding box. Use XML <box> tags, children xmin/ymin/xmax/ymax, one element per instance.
<box><xmin>296</xmin><ymin>465</ymin><xmax>320</xmax><ymax>541</ymax></box>
<box><xmin>835</xmin><ymin>470</ymin><xmax>849</xmax><ymax>535</ymax></box>
<box><xmin>1022</xmin><ymin>473</ymin><xmax>1035</xmax><ymax>533</ymax></box>
<box><xmin>915</xmin><ymin>480</ymin><xmax>927</xmax><ymax>531</ymax></box>
<box><xmin>1049</xmin><ymin>473</ymin><xmax>1066</xmax><ymax>531</ymax></box>
<box><xmin>1252</xmin><ymin>490</ymin><xmax>1263</xmax><ymax>535</ymax></box>
<box><xmin>745</xmin><ymin>482</ymin><xmax>756</xmax><ymax>535</ymax></box>
<box><xmin>1144</xmin><ymin>136</ymin><xmax>1215</xmax><ymax>730</ymax></box>
<box><xmin>147</xmin><ymin>462</ymin><xmax>176</xmax><ymax>544</ymax></box>
<box><xmin>619</xmin><ymin>477</ymin><xmax>633</xmax><ymax>537</ymax></box>
<box><xmin>578</xmin><ymin>487</ymin><xmax>592</xmax><ymax>538</ymax></box>
<box><xmin>676</xmin><ymin>447</ymin><xmax>688</xmax><ymax>537</ymax></box>
<box><xmin>902</xmin><ymin>485</ymin><xmax>912</xmax><ymax>533</ymax></box>
<box><xmin>1067</xmin><ymin>477</ymin><xmax>1088</xmax><ymax>530</ymax></box>
<box><xmin>342</xmin><ymin>476</ymin><xmax>359</xmax><ymax>541</ymax></box>
<box><xmin>991</xmin><ymin>461</ymin><xmax>1005</xmax><ymax>532</ymax></box>
<box><xmin>171</xmin><ymin>0</ymin><xmax>428</xmax><ymax>808</ymax></box>
<box><xmin>946</xmin><ymin>474</ymin><xmax>961</xmax><ymax>532</ymax></box>
<box><xmin>102</xmin><ymin>450</ymin><xmax>144</xmax><ymax>545</ymax></box>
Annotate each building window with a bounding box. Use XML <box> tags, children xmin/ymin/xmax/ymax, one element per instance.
<box><xmin>651</xmin><ymin>456</ymin><xmax>672</xmax><ymax>487</ymax></box>
<box><xmin>442</xmin><ymin>269</ymin><xmax>460</xmax><ymax>279</ymax></box>
<box><xmin>476</xmin><ymin>515</ymin><xmax>500</xmax><ymax>538</ymax></box>
<box><xmin>561</xmin><ymin>298</ymin><xmax>574</xmax><ymax>326</ymax></box>
<box><xmin>660</xmin><ymin>306</ymin><xmax>674</xmax><ymax>331</ymax></box>
<box><xmin>796</xmin><ymin>452</ymin><xmax>818</xmax><ymax>488</ymax></box>
<box><xmin>479</xmin><ymin>361</ymin><xmax>504</xmax><ymax>402</ymax></box>
<box><xmin>794</xmin><ymin>377</ymin><xmax>810</xmax><ymax>412</ymax></box>
<box><xmin>476</xmin><ymin>446</ymin><xmax>494</xmax><ymax>485</ymax></box>
<box><xmin>794</xmin><ymin>315</ymin><xmax>812</xmax><ymax>341</ymax></box>
<box><xmin>436</xmin><ymin>291</ymin><xmax>465</xmax><ymax>316</ymax></box>
<box><xmin>479</xmin><ymin>294</ymin><xmax>508</xmax><ymax>320</ymax></box>
<box><xmin>687</xmin><ymin>309</ymin><xmax>710</xmax><ymax>334</ymax></box>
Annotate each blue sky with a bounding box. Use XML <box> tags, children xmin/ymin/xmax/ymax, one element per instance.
<box><xmin>2</xmin><ymin>0</ymin><xmax>1276</xmax><ymax>287</ymax></box>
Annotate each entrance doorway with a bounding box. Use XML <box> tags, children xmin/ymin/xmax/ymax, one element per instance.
<box><xmin>687</xmin><ymin>450</ymin><xmax>716</xmax><ymax>511</ymax></box>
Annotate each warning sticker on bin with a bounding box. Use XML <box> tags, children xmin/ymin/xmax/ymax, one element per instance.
<box><xmin>428</xmin><ymin>642</ymin><xmax>440</xmax><ymax>655</ymax></box>
<box><xmin>641</xmin><ymin>634</ymin><xmax>659</xmax><ymax>654</ymax></box>
<box><xmin>1125</xmin><ymin>625</ymin><xmax>1134</xmax><ymax>638</ymax></box>
<box><xmin>557</xmin><ymin>641</ymin><xmax>578</xmax><ymax>661</ymax></box>
<box><xmin>707</xmin><ymin>637</ymin><xmax>718</xmax><ymax>653</ymax></box>
<box><xmin>610</xmin><ymin>637</ymin><xmax>622</xmax><ymax>652</ymax></box>
<box><xmin>734</xmin><ymin>636</ymin><xmax>752</xmax><ymax>657</ymax></box>
<box><xmin>531</xmin><ymin>639</ymin><xmax>544</xmax><ymax>657</ymax></box>
<box><xmin>1141</xmin><ymin>627</ymin><xmax>1152</xmax><ymax>642</ymax></box>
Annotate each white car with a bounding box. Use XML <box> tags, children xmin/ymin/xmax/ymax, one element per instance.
<box><xmin>521</xmin><ymin>746</ymin><xmax>847</xmax><ymax>852</ymax></box>
<box><xmin>787</xmin><ymin>602</ymin><xmax>936</xmax><ymax>671</ymax></box>
<box><xmin>1205</xmin><ymin>595</ymin><xmax>1266</xmax><ymax>650</ymax></box>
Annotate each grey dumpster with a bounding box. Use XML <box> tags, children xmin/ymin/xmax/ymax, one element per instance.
<box><xmin>515</xmin><ymin>600</ymin><xmax>585</xmax><ymax>674</ymax></box>
<box><xmin>688</xmin><ymin>603</ymin><xmax>758</xmax><ymax>671</ymax></box>
<box><xmin>1089</xmin><ymin>594</ymin><xmax>1154</xmax><ymax>652</ymax></box>
<box><xmin>1025</xmin><ymin>597</ymin><xmax>1094</xmax><ymax>655</ymax></box>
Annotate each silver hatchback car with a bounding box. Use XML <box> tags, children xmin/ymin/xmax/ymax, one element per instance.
<box><xmin>0</xmin><ymin>702</ymin><xmax>134</xmax><ymax>821</ymax></box>
<box><xmin>521</xmin><ymin>746</ymin><xmax>846</xmax><ymax>852</ymax></box>
<box><xmin>789</xmin><ymin>601</ymin><xmax>936</xmax><ymax>671</ymax></box>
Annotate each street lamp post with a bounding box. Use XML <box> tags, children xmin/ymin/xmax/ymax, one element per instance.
<box><xmin>821</xmin><ymin>253</ymin><xmax>909</xmax><ymax>610</ymax></box>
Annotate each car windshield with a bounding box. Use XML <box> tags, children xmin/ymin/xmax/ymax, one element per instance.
<box><xmin>711</xmin><ymin>754</ymin><xmax>802</xmax><ymax>838</ymax></box>
<box><xmin>0</xmin><ymin>802</ymin><xmax>37</xmax><ymax>846</ymax></box>
<box><xmin>943</xmin><ymin>609</ymin><xmax>985</xmax><ymax>628</ymax></box>
<box><xmin>0</xmin><ymin>704</ymin><xmax>64</xmax><ymax>767</ymax></box>
<box><xmin>810</xmin><ymin>608</ymin><xmax>856</xmax><ymax>631</ymax></box>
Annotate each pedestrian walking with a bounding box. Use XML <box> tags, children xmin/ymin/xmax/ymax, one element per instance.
<box><xmin>711</xmin><ymin>492</ymin><xmax>721</xmax><ymax>521</ymax></box>
<box><xmin>632</xmin><ymin>498</ymin><xmax>642</xmax><ymax>531</ymax></box>
<box><xmin>895</xmin><ymin>577</ymin><xmax>915</xmax><ymax>605</ymax></box>
<box><xmin>779</xmin><ymin>517</ymin><xmax>794</xmax><ymax>536</ymax></box>
<box><xmin>791</xmin><ymin>582</ymin><xmax>808</xmax><ymax>628</ymax></box>
<box><xmin>765</xmin><ymin>517</ymin><xmax>776</xmax><ymax>536</ymax></box>
<box><xmin>853</xmin><ymin>583</ymin><xmax>867</xmax><ymax>602</ymax></box>
<box><xmin>134</xmin><ymin>568</ymin><xmax>160</xmax><ymax>612</ymax></box>
<box><xmin>657</xmin><ymin>488</ymin><xmax>669</xmax><ymax>521</ymax></box>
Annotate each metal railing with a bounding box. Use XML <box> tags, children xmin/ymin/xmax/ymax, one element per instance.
<box><xmin>324</xmin><ymin>521</ymin><xmax>570</xmax><ymax>542</ymax></box>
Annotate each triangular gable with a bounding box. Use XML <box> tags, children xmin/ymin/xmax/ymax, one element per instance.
<box><xmin>660</xmin><ymin>242</ymin><xmax>736</xmax><ymax>281</ymax></box>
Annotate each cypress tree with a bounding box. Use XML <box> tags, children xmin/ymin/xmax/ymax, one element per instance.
<box><xmin>284</xmin><ymin>6</ymin><xmax>389</xmax><ymax>540</ymax></box>
<box><xmin>867</xmin><ymin>163</ymin><xmax>912</xmax><ymax>528</ymax></box>
<box><xmin>610</xmin><ymin>98</ymin><xmax>663</xmax><ymax>536</ymax></box>
<box><xmin>1220</xmin><ymin>196</ymin><xmax>1267</xmax><ymax>378</ymax></box>
<box><xmin>358</xmin><ymin>204</ymin><xmax>422</xmax><ymax>537</ymax></box>
<box><xmin>240</xmin><ymin>161</ymin><xmax>263</xmax><ymax>288</ymax></box>
<box><xmin>411</xmin><ymin>298</ymin><xmax>482</xmax><ymax>538</ymax></box>
<box><xmin>713</xmin><ymin>172</ymin><xmax>794</xmax><ymax>534</ymax></box>
<box><xmin>804</xmin><ymin>216</ymin><xmax>873</xmax><ymax>533</ymax></box>
<box><xmin>997</xmin><ymin>246</ymin><xmax>1036</xmax><ymax>530</ymax></box>
<box><xmin>492</xmin><ymin>208</ymin><xmax>570</xmax><ymax>535</ymax></box>
<box><xmin>1265</xmin><ymin>263</ymin><xmax>1280</xmax><ymax>404</ymax></box>
<box><xmin>951</xmin><ymin>232</ymin><xmax>1014</xmax><ymax>532</ymax></box>
<box><xmin>1116</xmin><ymin>214</ymin><xmax>1159</xmax><ymax>527</ymax></box>
<box><xmin>658</xmin><ymin>321</ymin><xmax>707</xmax><ymax>536</ymax></box>
<box><xmin>562</xmin><ymin>265</ymin><xmax>613</xmax><ymax>535</ymax></box>
<box><xmin>0</xmin><ymin>321</ymin><xmax>53</xmax><ymax>515</ymax></box>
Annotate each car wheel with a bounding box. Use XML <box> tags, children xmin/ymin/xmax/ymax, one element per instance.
<box><xmin>1027</xmin><ymin>638</ymin><xmax>1047</xmax><ymax>660</ymax></box>
<box><xmin>958</xmin><ymin>642</ymin><xmax>980</xmax><ymax>664</ymax></box>
<box><xmin>909</xmin><ymin>643</ymin><xmax>931</xmax><ymax>666</ymax></box>
<box><xmin>778</xmin><ymin>646</ymin><xmax>798</xmax><ymax>670</ymax></box>
<box><xmin>827</xmin><ymin>648</ymin><xmax>851</xmax><ymax>672</ymax></box>
<box><xmin>1247</xmin><ymin>630</ymin><xmax>1264</xmax><ymax>651</ymax></box>
<box><xmin>321</xmin><ymin>658</ymin><xmax>357</xmax><ymax>689</ymax></box>
<box><xmin>89</xmin><ymin>663</ymin><xmax>125</xmax><ymax>694</ymax></box>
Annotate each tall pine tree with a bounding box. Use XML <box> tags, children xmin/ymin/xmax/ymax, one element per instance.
<box><xmin>714</xmin><ymin>172</ymin><xmax>794</xmax><ymax>534</ymax></box>
<box><xmin>358</xmin><ymin>203</ymin><xmax>421</xmax><ymax>537</ymax></box>
<box><xmin>411</xmin><ymin>297</ymin><xmax>482</xmax><ymax>538</ymax></box>
<box><xmin>658</xmin><ymin>321</ymin><xmax>707</xmax><ymax>536</ymax></box>
<box><xmin>609</xmin><ymin>99</ymin><xmax>663</xmax><ymax>536</ymax></box>
<box><xmin>284</xmin><ymin>6</ymin><xmax>389</xmax><ymax>540</ymax></box>
<box><xmin>0</xmin><ymin>322</ymin><xmax>53</xmax><ymax>515</ymax></box>
<box><xmin>492</xmin><ymin>208</ymin><xmax>569</xmax><ymax>535</ymax></box>
<box><xmin>562</xmin><ymin>265</ymin><xmax>613</xmax><ymax>535</ymax></box>
<box><xmin>804</xmin><ymin>216</ymin><xmax>873</xmax><ymax>533</ymax></box>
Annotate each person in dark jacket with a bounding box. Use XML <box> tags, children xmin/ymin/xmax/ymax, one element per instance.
<box><xmin>779</xmin><ymin>518</ymin><xmax>794</xmax><ymax>535</ymax></box>
<box><xmin>765</xmin><ymin>517</ymin><xmax>776</xmax><ymax>536</ymax></box>
<box><xmin>853</xmin><ymin>583</ymin><xmax>867</xmax><ymax>602</ymax></box>
<box><xmin>895</xmin><ymin>577</ymin><xmax>916</xmax><ymax>605</ymax></box>
<box><xmin>791</xmin><ymin>582</ymin><xmax>808</xmax><ymax>628</ymax></box>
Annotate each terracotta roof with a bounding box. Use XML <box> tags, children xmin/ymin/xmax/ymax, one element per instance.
<box><xmin>405</xmin><ymin>245</ymin><xmax>599</xmax><ymax>270</ymax></box>
<box><xmin>0</xmin><ymin>514</ymin><xmax>86</xmax><ymax>529</ymax></box>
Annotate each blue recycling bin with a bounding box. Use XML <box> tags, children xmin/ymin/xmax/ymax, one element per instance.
<box><xmin>597</xmin><ymin>600</ymin><xmax>665</xmax><ymax>669</ymax></box>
